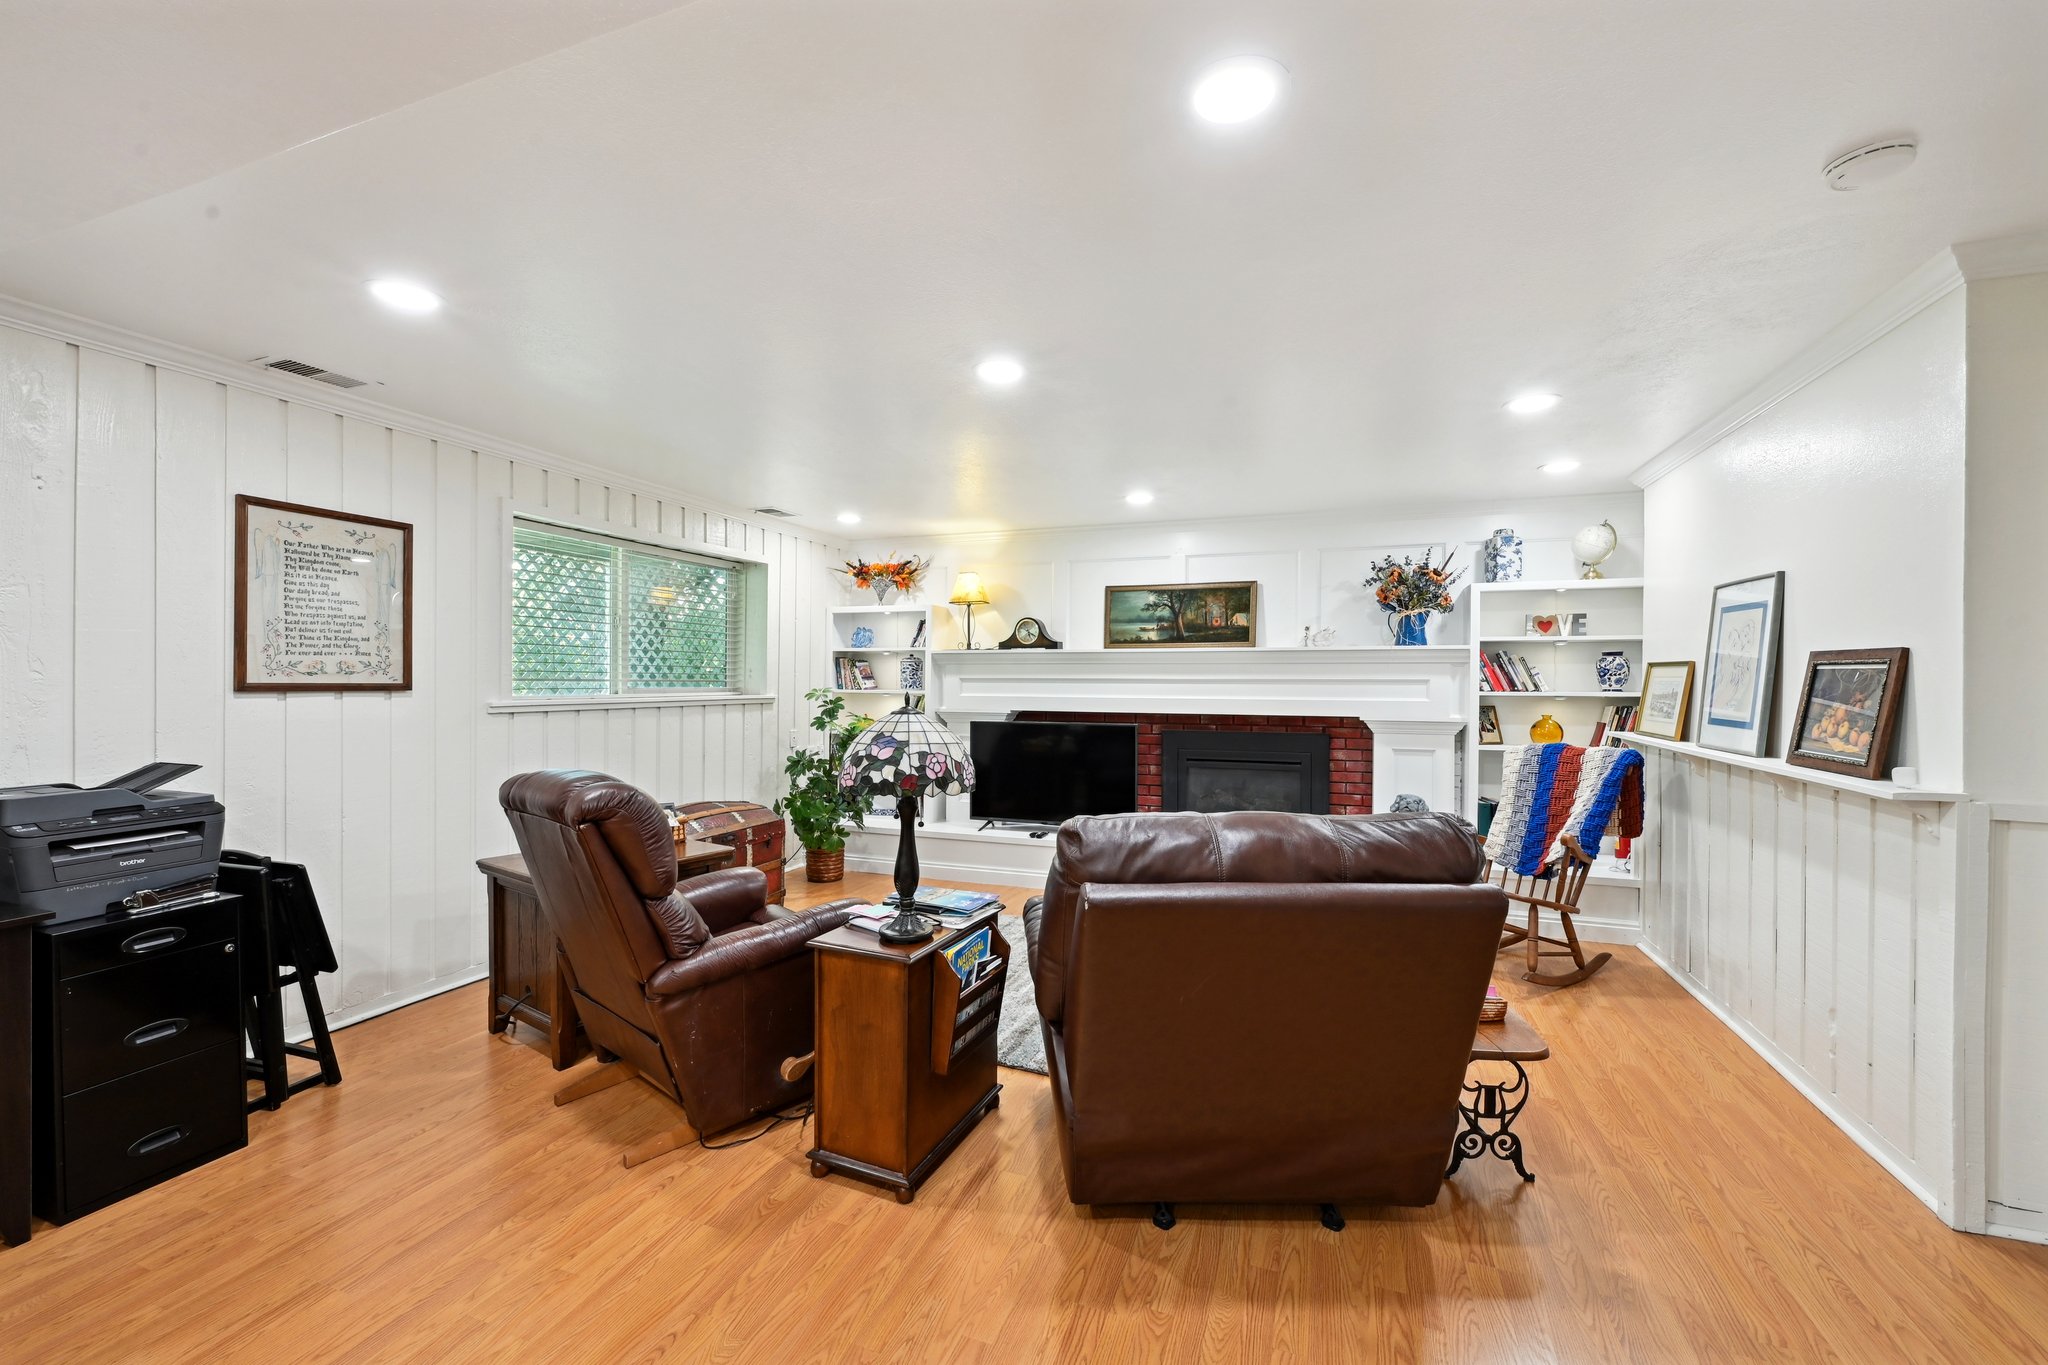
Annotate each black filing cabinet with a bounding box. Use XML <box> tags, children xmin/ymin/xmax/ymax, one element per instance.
<box><xmin>34</xmin><ymin>895</ymin><xmax>247</xmax><ymax>1223</ymax></box>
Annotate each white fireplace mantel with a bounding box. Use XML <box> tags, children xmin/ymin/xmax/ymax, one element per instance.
<box><xmin>925</xmin><ymin>645</ymin><xmax>1471</xmax><ymax>814</ymax></box>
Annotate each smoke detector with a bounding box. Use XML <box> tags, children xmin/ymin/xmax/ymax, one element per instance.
<box><xmin>1824</xmin><ymin>140</ymin><xmax>1917</xmax><ymax>191</ymax></box>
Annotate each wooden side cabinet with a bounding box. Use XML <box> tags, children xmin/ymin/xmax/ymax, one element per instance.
<box><xmin>807</xmin><ymin>910</ymin><xmax>1006</xmax><ymax>1204</ymax></box>
<box><xmin>480</xmin><ymin>841</ymin><xmax>734</xmax><ymax>1070</ymax></box>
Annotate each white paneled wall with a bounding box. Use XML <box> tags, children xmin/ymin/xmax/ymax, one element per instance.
<box><xmin>854</xmin><ymin>494</ymin><xmax>1644</xmax><ymax>652</ymax></box>
<box><xmin>0</xmin><ymin>322</ymin><xmax>843</xmax><ymax>1029</ymax></box>
<box><xmin>1637</xmin><ymin>747</ymin><xmax>1961</xmax><ymax>1215</ymax></box>
<box><xmin>1988</xmin><ymin>808</ymin><xmax>2048</xmax><ymax>1238</ymax></box>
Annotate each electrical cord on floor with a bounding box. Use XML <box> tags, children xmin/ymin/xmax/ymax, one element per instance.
<box><xmin>696</xmin><ymin>1100</ymin><xmax>815</xmax><ymax>1151</ymax></box>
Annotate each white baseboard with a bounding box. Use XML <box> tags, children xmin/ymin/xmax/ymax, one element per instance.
<box><xmin>1635</xmin><ymin>940</ymin><xmax>1948</xmax><ymax>1223</ymax></box>
<box><xmin>1987</xmin><ymin>1203</ymin><xmax>2048</xmax><ymax>1244</ymax></box>
<box><xmin>289</xmin><ymin>968</ymin><xmax>489</xmax><ymax>1045</ymax></box>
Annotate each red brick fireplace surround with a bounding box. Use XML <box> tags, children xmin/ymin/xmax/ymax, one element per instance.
<box><xmin>1015</xmin><ymin>712</ymin><xmax>1374</xmax><ymax>815</ymax></box>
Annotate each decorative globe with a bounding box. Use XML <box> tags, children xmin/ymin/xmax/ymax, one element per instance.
<box><xmin>1571</xmin><ymin>520</ymin><xmax>1619</xmax><ymax>579</ymax></box>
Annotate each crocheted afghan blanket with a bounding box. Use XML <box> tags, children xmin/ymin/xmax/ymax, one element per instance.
<box><xmin>1483</xmin><ymin>743</ymin><xmax>1645</xmax><ymax>877</ymax></box>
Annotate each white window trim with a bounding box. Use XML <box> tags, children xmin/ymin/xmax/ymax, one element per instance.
<box><xmin>492</xmin><ymin>499</ymin><xmax>775</xmax><ymax>710</ymax></box>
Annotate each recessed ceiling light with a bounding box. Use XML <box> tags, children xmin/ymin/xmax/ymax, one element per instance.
<box><xmin>1190</xmin><ymin>56</ymin><xmax>1287</xmax><ymax>125</ymax></box>
<box><xmin>1505</xmin><ymin>391</ymin><xmax>1561</xmax><ymax>415</ymax></box>
<box><xmin>975</xmin><ymin>354</ymin><xmax>1026</xmax><ymax>388</ymax></box>
<box><xmin>1540</xmin><ymin>458</ymin><xmax>1581</xmax><ymax>476</ymax></box>
<box><xmin>1125</xmin><ymin>490</ymin><xmax>1155</xmax><ymax>507</ymax></box>
<box><xmin>836</xmin><ymin>511</ymin><xmax>861</xmax><ymax>525</ymax></box>
<box><xmin>366</xmin><ymin>278</ymin><xmax>442</xmax><ymax>314</ymax></box>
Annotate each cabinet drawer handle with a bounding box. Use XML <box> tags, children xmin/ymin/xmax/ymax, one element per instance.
<box><xmin>120</xmin><ymin>927</ymin><xmax>187</xmax><ymax>955</ymax></box>
<box><xmin>124</xmin><ymin>1018</ymin><xmax>190</xmax><ymax>1048</ymax></box>
<box><xmin>128</xmin><ymin>1126</ymin><xmax>188</xmax><ymax>1158</ymax></box>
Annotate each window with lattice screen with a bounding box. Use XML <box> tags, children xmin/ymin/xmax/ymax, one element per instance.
<box><xmin>511</xmin><ymin>520</ymin><xmax>747</xmax><ymax>696</ymax></box>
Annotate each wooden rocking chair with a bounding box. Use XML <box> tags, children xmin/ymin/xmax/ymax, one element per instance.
<box><xmin>1483</xmin><ymin>832</ymin><xmax>1613</xmax><ymax>987</ymax></box>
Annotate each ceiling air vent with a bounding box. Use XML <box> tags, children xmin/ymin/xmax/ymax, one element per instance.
<box><xmin>750</xmin><ymin>506</ymin><xmax>797</xmax><ymax>518</ymax></box>
<box><xmin>249</xmin><ymin>356</ymin><xmax>376</xmax><ymax>389</ymax></box>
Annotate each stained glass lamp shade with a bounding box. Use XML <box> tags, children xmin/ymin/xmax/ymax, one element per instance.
<box><xmin>838</xmin><ymin>705</ymin><xmax>976</xmax><ymax>943</ymax></box>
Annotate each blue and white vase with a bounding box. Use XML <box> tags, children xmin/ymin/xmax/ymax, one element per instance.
<box><xmin>1483</xmin><ymin>528</ymin><xmax>1523</xmax><ymax>583</ymax></box>
<box><xmin>898</xmin><ymin>654</ymin><xmax>925</xmax><ymax>692</ymax></box>
<box><xmin>1596</xmin><ymin>650</ymin><xmax>1632</xmax><ymax>693</ymax></box>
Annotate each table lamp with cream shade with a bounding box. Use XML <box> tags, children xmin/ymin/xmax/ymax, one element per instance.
<box><xmin>949</xmin><ymin>572</ymin><xmax>991</xmax><ymax>650</ymax></box>
<box><xmin>837</xmin><ymin>704</ymin><xmax>976</xmax><ymax>944</ymax></box>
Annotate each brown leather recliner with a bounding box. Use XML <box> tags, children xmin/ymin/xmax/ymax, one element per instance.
<box><xmin>499</xmin><ymin>770</ymin><xmax>857</xmax><ymax>1162</ymax></box>
<box><xmin>1022</xmin><ymin>810</ymin><xmax>1508</xmax><ymax>1213</ymax></box>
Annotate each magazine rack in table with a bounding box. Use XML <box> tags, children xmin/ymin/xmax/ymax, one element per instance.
<box><xmin>807</xmin><ymin>907</ymin><xmax>1005</xmax><ymax>1203</ymax></box>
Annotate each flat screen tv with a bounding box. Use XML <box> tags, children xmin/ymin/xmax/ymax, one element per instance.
<box><xmin>969</xmin><ymin>720</ymin><xmax>1139</xmax><ymax>825</ymax></box>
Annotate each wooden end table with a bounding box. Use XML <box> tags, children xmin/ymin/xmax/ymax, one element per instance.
<box><xmin>806</xmin><ymin>908</ymin><xmax>1007</xmax><ymax>1204</ymax></box>
<box><xmin>478</xmin><ymin>840</ymin><xmax>734</xmax><ymax>1069</ymax></box>
<box><xmin>1448</xmin><ymin>1004</ymin><xmax>1550</xmax><ymax>1183</ymax></box>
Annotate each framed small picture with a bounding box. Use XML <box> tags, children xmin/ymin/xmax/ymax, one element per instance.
<box><xmin>1635</xmin><ymin>661</ymin><xmax>1696</xmax><ymax>741</ymax></box>
<box><xmin>1788</xmin><ymin>648</ymin><xmax>1909</xmax><ymax>781</ymax></box>
<box><xmin>1104</xmin><ymin>581</ymin><xmax>1257</xmax><ymax>648</ymax></box>
<box><xmin>1478</xmin><ymin>704</ymin><xmax>1503</xmax><ymax>746</ymax></box>
<box><xmin>1699</xmin><ymin>572</ymin><xmax>1785</xmax><ymax>757</ymax></box>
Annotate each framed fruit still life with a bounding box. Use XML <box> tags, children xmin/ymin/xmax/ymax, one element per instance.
<box><xmin>1787</xmin><ymin>648</ymin><xmax>1908</xmax><ymax>781</ymax></box>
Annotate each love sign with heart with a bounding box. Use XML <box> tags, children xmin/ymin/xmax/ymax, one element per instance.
<box><xmin>1529</xmin><ymin>614</ymin><xmax>1562</xmax><ymax>637</ymax></box>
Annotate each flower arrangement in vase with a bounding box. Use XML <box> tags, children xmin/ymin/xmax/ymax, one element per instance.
<box><xmin>838</xmin><ymin>554</ymin><xmax>930</xmax><ymax>604</ymax></box>
<box><xmin>1363</xmin><ymin>547</ymin><xmax>1466</xmax><ymax>645</ymax></box>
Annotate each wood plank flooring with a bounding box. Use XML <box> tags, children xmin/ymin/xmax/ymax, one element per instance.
<box><xmin>4</xmin><ymin>871</ymin><xmax>2046</xmax><ymax>1363</ymax></box>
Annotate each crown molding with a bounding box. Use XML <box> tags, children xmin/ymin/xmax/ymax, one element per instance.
<box><xmin>1631</xmin><ymin>248</ymin><xmax>1964</xmax><ymax>489</ymax></box>
<box><xmin>0</xmin><ymin>291</ymin><xmax>845</xmax><ymax>545</ymax></box>
<box><xmin>1952</xmin><ymin>230</ymin><xmax>2048</xmax><ymax>281</ymax></box>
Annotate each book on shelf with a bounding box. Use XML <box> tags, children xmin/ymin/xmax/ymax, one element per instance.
<box><xmin>854</xmin><ymin>660</ymin><xmax>879</xmax><ymax>690</ymax></box>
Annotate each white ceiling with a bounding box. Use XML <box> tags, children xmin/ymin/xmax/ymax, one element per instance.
<box><xmin>3</xmin><ymin>1</ymin><xmax>2045</xmax><ymax>538</ymax></box>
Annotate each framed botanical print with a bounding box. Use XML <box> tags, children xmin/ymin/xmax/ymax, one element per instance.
<box><xmin>1787</xmin><ymin>648</ymin><xmax>1909</xmax><ymax>781</ymax></box>
<box><xmin>235</xmin><ymin>495</ymin><xmax>414</xmax><ymax>691</ymax></box>
<box><xmin>1103</xmin><ymin>581</ymin><xmax>1257</xmax><ymax>648</ymax></box>
<box><xmin>1635</xmin><ymin>661</ymin><xmax>1696</xmax><ymax>742</ymax></box>
<box><xmin>1699</xmin><ymin>572</ymin><xmax>1784</xmax><ymax>756</ymax></box>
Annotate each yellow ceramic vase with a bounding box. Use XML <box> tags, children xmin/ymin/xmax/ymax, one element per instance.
<box><xmin>1530</xmin><ymin>714</ymin><xmax>1565</xmax><ymax>744</ymax></box>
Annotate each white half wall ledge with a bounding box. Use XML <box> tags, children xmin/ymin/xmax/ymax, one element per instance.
<box><xmin>1615</xmin><ymin>734</ymin><xmax>1967</xmax><ymax>803</ymax></box>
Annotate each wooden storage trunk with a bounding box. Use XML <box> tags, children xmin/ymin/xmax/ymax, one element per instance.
<box><xmin>671</xmin><ymin>800</ymin><xmax>788</xmax><ymax>904</ymax></box>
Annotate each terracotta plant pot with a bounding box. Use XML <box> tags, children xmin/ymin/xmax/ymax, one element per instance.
<box><xmin>805</xmin><ymin>848</ymin><xmax>845</xmax><ymax>883</ymax></box>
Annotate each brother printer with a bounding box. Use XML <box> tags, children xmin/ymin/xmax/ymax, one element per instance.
<box><xmin>0</xmin><ymin>762</ymin><xmax>226</xmax><ymax>923</ymax></box>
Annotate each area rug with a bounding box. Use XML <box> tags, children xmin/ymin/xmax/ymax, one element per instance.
<box><xmin>993</xmin><ymin>915</ymin><xmax>1047</xmax><ymax>1075</ymax></box>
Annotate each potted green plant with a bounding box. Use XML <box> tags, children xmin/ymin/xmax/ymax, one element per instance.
<box><xmin>776</xmin><ymin>688</ymin><xmax>870</xmax><ymax>882</ymax></box>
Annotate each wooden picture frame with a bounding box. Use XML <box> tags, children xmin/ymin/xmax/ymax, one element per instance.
<box><xmin>234</xmin><ymin>494</ymin><xmax>414</xmax><ymax>691</ymax></box>
<box><xmin>1635</xmin><ymin>661</ymin><xmax>1695</xmax><ymax>742</ymax></box>
<box><xmin>1698</xmin><ymin>571</ymin><xmax>1784</xmax><ymax>757</ymax></box>
<box><xmin>1103</xmin><ymin>580</ymin><xmax>1258</xmax><ymax>649</ymax></box>
<box><xmin>1478</xmin><ymin>704</ymin><xmax>1503</xmax><ymax>746</ymax></box>
<box><xmin>1787</xmin><ymin>648</ymin><xmax>1909</xmax><ymax>781</ymax></box>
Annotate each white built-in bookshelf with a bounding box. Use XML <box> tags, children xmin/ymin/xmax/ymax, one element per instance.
<box><xmin>1465</xmin><ymin>577</ymin><xmax>1645</xmax><ymax>884</ymax></box>
<box><xmin>824</xmin><ymin>603</ymin><xmax>941</xmax><ymax>710</ymax></box>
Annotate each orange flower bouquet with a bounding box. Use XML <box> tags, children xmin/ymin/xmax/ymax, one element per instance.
<box><xmin>1363</xmin><ymin>547</ymin><xmax>1465</xmax><ymax>645</ymax></box>
<box><xmin>839</xmin><ymin>554</ymin><xmax>930</xmax><ymax>603</ymax></box>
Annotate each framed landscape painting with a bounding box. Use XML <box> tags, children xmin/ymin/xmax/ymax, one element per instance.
<box><xmin>1698</xmin><ymin>572</ymin><xmax>1783</xmax><ymax>756</ymax></box>
<box><xmin>1636</xmin><ymin>661</ymin><xmax>1695</xmax><ymax>741</ymax></box>
<box><xmin>1787</xmin><ymin>648</ymin><xmax>1908</xmax><ymax>781</ymax></box>
<box><xmin>1103</xmin><ymin>581</ymin><xmax>1258</xmax><ymax>648</ymax></box>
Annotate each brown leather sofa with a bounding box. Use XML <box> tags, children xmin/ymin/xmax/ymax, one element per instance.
<box><xmin>1022</xmin><ymin>810</ymin><xmax>1507</xmax><ymax>1212</ymax></box>
<box><xmin>500</xmin><ymin>770</ymin><xmax>858</xmax><ymax>1153</ymax></box>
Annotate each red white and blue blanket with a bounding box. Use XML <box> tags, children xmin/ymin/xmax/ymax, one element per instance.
<box><xmin>1483</xmin><ymin>744</ymin><xmax>1645</xmax><ymax>877</ymax></box>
